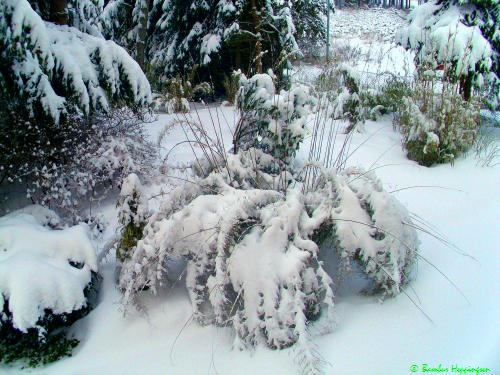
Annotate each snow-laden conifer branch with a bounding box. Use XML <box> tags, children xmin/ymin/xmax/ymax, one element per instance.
<box><xmin>1</xmin><ymin>0</ymin><xmax>151</xmax><ymax>123</ymax></box>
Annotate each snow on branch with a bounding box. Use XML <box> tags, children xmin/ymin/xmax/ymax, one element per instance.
<box><xmin>1</xmin><ymin>0</ymin><xmax>151</xmax><ymax>124</ymax></box>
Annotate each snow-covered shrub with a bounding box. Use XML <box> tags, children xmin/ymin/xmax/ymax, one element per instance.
<box><xmin>118</xmin><ymin>75</ymin><xmax>419</xmax><ymax>374</ymax></box>
<box><xmin>0</xmin><ymin>209</ymin><xmax>100</xmax><ymax>367</ymax></box>
<box><xmin>233</xmin><ymin>73</ymin><xmax>315</xmax><ymax>163</ymax></box>
<box><xmin>118</xmin><ymin>148</ymin><xmax>418</xmax><ymax>359</ymax></box>
<box><xmin>192</xmin><ymin>82</ymin><xmax>214</xmax><ymax>102</ymax></box>
<box><xmin>315</xmin><ymin>64</ymin><xmax>373</xmax><ymax>131</ymax></box>
<box><xmin>378</xmin><ymin>75</ymin><xmax>411</xmax><ymax>114</ymax></box>
<box><xmin>223</xmin><ymin>71</ymin><xmax>242</xmax><ymax>104</ymax></box>
<box><xmin>1</xmin><ymin>107</ymin><xmax>155</xmax><ymax>221</ymax></box>
<box><xmin>397</xmin><ymin>0</ymin><xmax>498</xmax><ymax>106</ymax></box>
<box><xmin>161</xmin><ymin>75</ymin><xmax>193</xmax><ymax>114</ymax></box>
<box><xmin>396</xmin><ymin>67</ymin><xmax>481</xmax><ymax>166</ymax></box>
<box><xmin>116</xmin><ymin>173</ymin><xmax>149</xmax><ymax>263</ymax></box>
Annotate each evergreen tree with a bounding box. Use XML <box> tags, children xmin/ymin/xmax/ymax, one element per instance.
<box><xmin>437</xmin><ymin>0</ymin><xmax>499</xmax><ymax>103</ymax></box>
<box><xmin>99</xmin><ymin>0</ymin><xmax>151</xmax><ymax>69</ymax></box>
<box><xmin>28</xmin><ymin>0</ymin><xmax>104</xmax><ymax>35</ymax></box>
<box><xmin>291</xmin><ymin>0</ymin><xmax>327</xmax><ymax>57</ymax></box>
<box><xmin>0</xmin><ymin>0</ymin><xmax>151</xmax><ymax>200</ymax></box>
<box><xmin>147</xmin><ymin>0</ymin><xmax>300</xmax><ymax>93</ymax></box>
<box><xmin>397</xmin><ymin>0</ymin><xmax>499</xmax><ymax>105</ymax></box>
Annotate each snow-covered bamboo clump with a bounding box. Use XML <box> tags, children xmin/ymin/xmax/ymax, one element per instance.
<box><xmin>397</xmin><ymin>88</ymin><xmax>480</xmax><ymax>166</ymax></box>
<box><xmin>116</xmin><ymin>173</ymin><xmax>149</xmax><ymax>262</ymax></box>
<box><xmin>0</xmin><ymin>207</ymin><xmax>100</xmax><ymax>365</ymax></box>
<box><xmin>233</xmin><ymin>73</ymin><xmax>314</xmax><ymax>163</ymax></box>
<box><xmin>118</xmin><ymin>74</ymin><xmax>418</xmax><ymax>371</ymax></box>
<box><xmin>314</xmin><ymin>64</ymin><xmax>389</xmax><ymax>131</ymax></box>
<box><xmin>396</xmin><ymin>0</ymin><xmax>498</xmax><ymax>105</ymax></box>
<box><xmin>0</xmin><ymin>0</ymin><xmax>151</xmax><ymax>124</ymax></box>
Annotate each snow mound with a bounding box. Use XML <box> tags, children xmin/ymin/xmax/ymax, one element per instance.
<box><xmin>5</xmin><ymin>204</ymin><xmax>62</xmax><ymax>228</ymax></box>
<box><xmin>0</xmin><ymin>213</ymin><xmax>98</xmax><ymax>333</ymax></box>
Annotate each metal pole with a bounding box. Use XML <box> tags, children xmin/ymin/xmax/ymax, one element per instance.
<box><xmin>326</xmin><ymin>0</ymin><xmax>330</xmax><ymax>62</ymax></box>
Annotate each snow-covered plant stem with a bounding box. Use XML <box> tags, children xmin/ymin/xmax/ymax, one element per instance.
<box><xmin>116</xmin><ymin>173</ymin><xmax>148</xmax><ymax>262</ymax></box>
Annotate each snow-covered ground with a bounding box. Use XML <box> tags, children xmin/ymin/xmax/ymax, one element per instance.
<box><xmin>4</xmin><ymin>105</ymin><xmax>498</xmax><ymax>375</ymax></box>
<box><xmin>330</xmin><ymin>7</ymin><xmax>409</xmax><ymax>42</ymax></box>
<box><xmin>2</xmin><ymin>7</ymin><xmax>499</xmax><ymax>375</ymax></box>
<box><xmin>294</xmin><ymin>7</ymin><xmax>415</xmax><ymax>90</ymax></box>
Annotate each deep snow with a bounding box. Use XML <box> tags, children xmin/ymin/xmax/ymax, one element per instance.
<box><xmin>2</xmin><ymin>6</ymin><xmax>499</xmax><ymax>375</ymax></box>
<box><xmin>3</xmin><ymin>107</ymin><xmax>498</xmax><ymax>375</ymax></box>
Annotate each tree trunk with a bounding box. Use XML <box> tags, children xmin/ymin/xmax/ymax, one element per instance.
<box><xmin>460</xmin><ymin>73</ymin><xmax>473</xmax><ymax>101</ymax></box>
<box><xmin>136</xmin><ymin>0</ymin><xmax>150</xmax><ymax>70</ymax></box>
<box><xmin>250</xmin><ymin>0</ymin><xmax>263</xmax><ymax>74</ymax></box>
<box><xmin>50</xmin><ymin>0</ymin><xmax>68</xmax><ymax>25</ymax></box>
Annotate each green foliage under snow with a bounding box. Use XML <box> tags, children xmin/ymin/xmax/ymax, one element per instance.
<box><xmin>117</xmin><ymin>74</ymin><xmax>419</xmax><ymax>374</ymax></box>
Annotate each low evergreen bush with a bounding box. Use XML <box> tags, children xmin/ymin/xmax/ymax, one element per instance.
<box><xmin>0</xmin><ymin>210</ymin><xmax>101</xmax><ymax>367</ymax></box>
<box><xmin>0</xmin><ymin>272</ymin><xmax>100</xmax><ymax>367</ymax></box>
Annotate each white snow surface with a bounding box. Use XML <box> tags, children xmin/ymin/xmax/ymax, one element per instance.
<box><xmin>2</xmin><ymin>8</ymin><xmax>499</xmax><ymax>375</ymax></box>
<box><xmin>0</xmin><ymin>212</ymin><xmax>97</xmax><ymax>333</ymax></box>
<box><xmin>4</xmin><ymin>104</ymin><xmax>497</xmax><ymax>374</ymax></box>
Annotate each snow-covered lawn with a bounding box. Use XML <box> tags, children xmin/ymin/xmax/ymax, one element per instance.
<box><xmin>330</xmin><ymin>7</ymin><xmax>408</xmax><ymax>42</ymax></box>
<box><xmin>3</xmin><ymin>105</ymin><xmax>498</xmax><ymax>374</ymax></box>
<box><xmin>2</xmin><ymin>6</ymin><xmax>498</xmax><ymax>375</ymax></box>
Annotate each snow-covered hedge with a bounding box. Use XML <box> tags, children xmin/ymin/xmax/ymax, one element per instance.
<box><xmin>0</xmin><ymin>208</ymin><xmax>100</xmax><ymax>366</ymax></box>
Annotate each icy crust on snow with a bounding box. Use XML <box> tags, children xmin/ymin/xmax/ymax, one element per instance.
<box><xmin>4</xmin><ymin>0</ymin><xmax>151</xmax><ymax>123</ymax></box>
<box><xmin>0</xmin><ymin>212</ymin><xmax>97</xmax><ymax>333</ymax></box>
<box><xmin>397</xmin><ymin>1</ymin><xmax>493</xmax><ymax>77</ymax></box>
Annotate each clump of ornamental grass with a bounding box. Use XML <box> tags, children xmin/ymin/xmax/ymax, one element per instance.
<box><xmin>395</xmin><ymin>59</ymin><xmax>481</xmax><ymax>166</ymax></box>
<box><xmin>116</xmin><ymin>72</ymin><xmax>420</xmax><ymax>375</ymax></box>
